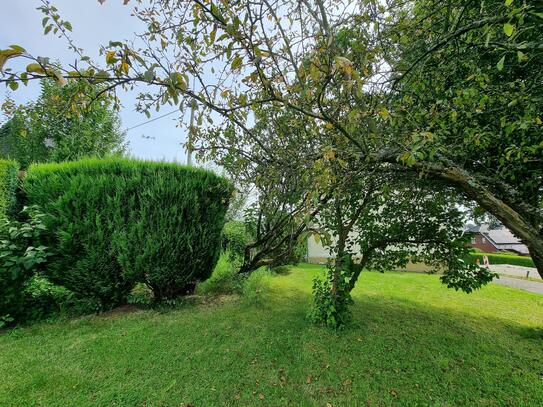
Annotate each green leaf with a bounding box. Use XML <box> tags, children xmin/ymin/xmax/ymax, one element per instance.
<box><xmin>26</xmin><ymin>63</ymin><xmax>45</xmax><ymax>74</ymax></box>
<box><xmin>505</xmin><ymin>0</ymin><xmax>513</xmax><ymax>6</ymax></box>
<box><xmin>63</xmin><ymin>21</ymin><xmax>73</xmax><ymax>31</ymax></box>
<box><xmin>8</xmin><ymin>81</ymin><xmax>18</xmax><ymax>91</ymax></box>
<box><xmin>496</xmin><ymin>55</ymin><xmax>505</xmax><ymax>71</ymax></box>
<box><xmin>143</xmin><ymin>69</ymin><xmax>154</xmax><ymax>82</ymax></box>
<box><xmin>231</xmin><ymin>55</ymin><xmax>243</xmax><ymax>70</ymax></box>
<box><xmin>9</xmin><ymin>45</ymin><xmax>26</xmax><ymax>53</ymax></box>
<box><xmin>503</xmin><ymin>23</ymin><xmax>514</xmax><ymax>37</ymax></box>
<box><xmin>96</xmin><ymin>70</ymin><xmax>110</xmax><ymax>79</ymax></box>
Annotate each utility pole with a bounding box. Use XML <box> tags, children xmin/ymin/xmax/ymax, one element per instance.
<box><xmin>187</xmin><ymin>98</ymin><xmax>195</xmax><ymax>166</ymax></box>
<box><xmin>186</xmin><ymin>72</ymin><xmax>196</xmax><ymax>166</ymax></box>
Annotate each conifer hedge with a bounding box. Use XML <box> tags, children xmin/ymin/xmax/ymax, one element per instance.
<box><xmin>24</xmin><ymin>158</ymin><xmax>232</xmax><ymax>307</ymax></box>
<box><xmin>0</xmin><ymin>160</ymin><xmax>19</xmax><ymax>218</ymax></box>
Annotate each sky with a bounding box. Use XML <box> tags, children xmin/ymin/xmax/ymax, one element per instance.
<box><xmin>0</xmin><ymin>0</ymin><xmax>191</xmax><ymax>163</ymax></box>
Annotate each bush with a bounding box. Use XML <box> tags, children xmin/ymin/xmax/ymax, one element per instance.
<box><xmin>309</xmin><ymin>260</ymin><xmax>355</xmax><ymax>329</ymax></box>
<box><xmin>22</xmin><ymin>275</ymin><xmax>80</xmax><ymax>322</ymax></box>
<box><xmin>0</xmin><ymin>206</ymin><xmax>51</xmax><ymax>327</ymax></box>
<box><xmin>0</xmin><ymin>160</ymin><xmax>19</xmax><ymax>218</ymax></box>
<box><xmin>222</xmin><ymin>221</ymin><xmax>250</xmax><ymax>263</ymax></box>
<box><xmin>24</xmin><ymin>157</ymin><xmax>232</xmax><ymax>308</ymax></box>
<box><xmin>466</xmin><ymin>252</ymin><xmax>535</xmax><ymax>268</ymax></box>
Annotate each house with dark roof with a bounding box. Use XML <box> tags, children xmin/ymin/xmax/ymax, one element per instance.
<box><xmin>466</xmin><ymin>224</ymin><xmax>530</xmax><ymax>255</ymax></box>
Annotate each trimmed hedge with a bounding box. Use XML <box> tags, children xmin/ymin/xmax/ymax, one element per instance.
<box><xmin>24</xmin><ymin>157</ymin><xmax>232</xmax><ymax>307</ymax></box>
<box><xmin>0</xmin><ymin>160</ymin><xmax>19</xmax><ymax>218</ymax></box>
<box><xmin>466</xmin><ymin>252</ymin><xmax>535</xmax><ymax>268</ymax></box>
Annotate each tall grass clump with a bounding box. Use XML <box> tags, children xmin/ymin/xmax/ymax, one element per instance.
<box><xmin>196</xmin><ymin>252</ymin><xmax>243</xmax><ymax>295</ymax></box>
<box><xmin>24</xmin><ymin>157</ymin><xmax>232</xmax><ymax>308</ymax></box>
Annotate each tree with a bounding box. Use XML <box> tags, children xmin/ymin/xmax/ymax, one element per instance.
<box><xmin>1</xmin><ymin>79</ymin><xmax>125</xmax><ymax>168</ymax></box>
<box><xmin>199</xmin><ymin>107</ymin><xmax>332</xmax><ymax>274</ymax></box>
<box><xmin>309</xmin><ymin>167</ymin><xmax>495</xmax><ymax>328</ymax></box>
<box><xmin>384</xmin><ymin>0</ymin><xmax>543</xmax><ymax>275</ymax></box>
<box><xmin>1</xmin><ymin>0</ymin><xmax>540</xmax><ymax>276</ymax></box>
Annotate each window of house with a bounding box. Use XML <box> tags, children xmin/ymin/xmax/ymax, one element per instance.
<box><xmin>482</xmin><ymin>237</ymin><xmax>487</xmax><ymax>244</ymax></box>
<box><xmin>471</xmin><ymin>237</ymin><xmax>476</xmax><ymax>244</ymax></box>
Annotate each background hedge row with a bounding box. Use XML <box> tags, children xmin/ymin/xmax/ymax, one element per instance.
<box><xmin>466</xmin><ymin>252</ymin><xmax>535</xmax><ymax>268</ymax></box>
<box><xmin>0</xmin><ymin>160</ymin><xmax>19</xmax><ymax>218</ymax></box>
<box><xmin>24</xmin><ymin>157</ymin><xmax>232</xmax><ymax>308</ymax></box>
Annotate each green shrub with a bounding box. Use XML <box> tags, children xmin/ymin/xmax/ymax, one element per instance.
<box><xmin>22</xmin><ymin>275</ymin><xmax>77</xmax><ymax>321</ymax></box>
<box><xmin>0</xmin><ymin>206</ymin><xmax>51</xmax><ymax>327</ymax></box>
<box><xmin>466</xmin><ymin>252</ymin><xmax>535</xmax><ymax>268</ymax></box>
<box><xmin>24</xmin><ymin>157</ymin><xmax>232</xmax><ymax>308</ymax></box>
<box><xmin>0</xmin><ymin>160</ymin><xmax>19</xmax><ymax>218</ymax></box>
<box><xmin>222</xmin><ymin>221</ymin><xmax>249</xmax><ymax>263</ymax></box>
<box><xmin>309</xmin><ymin>258</ymin><xmax>356</xmax><ymax>329</ymax></box>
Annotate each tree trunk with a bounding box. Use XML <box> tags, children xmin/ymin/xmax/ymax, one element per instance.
<box><xmin>332</xmin><ymin>234</ymin><xmax>346</xmax><ymax>296</ymax></box>
<box><xmin>527</xmin><ymin>240</ymin><xmax>543</xmax><ymax>277</ymax></box>
<box><xmin>346</xmin><ymin>253</ymin><xmax>370</xmax><ymax>293</ymax></box>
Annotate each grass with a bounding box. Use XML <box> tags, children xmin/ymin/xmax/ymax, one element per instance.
<box><xmin>1</xmin><ymin>264</ymin><xmax>542</xmax><ymax>406</ymax></box>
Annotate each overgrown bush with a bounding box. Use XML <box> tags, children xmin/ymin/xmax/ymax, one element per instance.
<box><xmin>466</xmin><ymin>252</ymin><xmax>535</xmax><ymax>268</ymax></box>
<box><xmin>309</xmin><ymin>257</ymin><xmax>358</xmax><ymax>329</ymax></box>
<box><xmin>0</xmin><ymin>206</ymin><xmax>51</xmax><ymax>327</ymax></box>
<box><xmin>0</xmin><ymin>159</ymin><xmax>19</xmax><ymax>218</ymax></box>
<box><xmin>24</xmin><ymin>157</ymin><xmax>232</xmax><ymax>308</ymax></box>
<box><xmin>22</xmin><ymin>275</ymin><xmax>85</xmax><ymax>322</ymax></box>
<box><xmin>222</xmin><ymin>221</ymin><xmax>250</xmax><ymax>263</ymax></box>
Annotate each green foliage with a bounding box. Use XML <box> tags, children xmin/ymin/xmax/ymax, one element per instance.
<box><xmin>440</xmin><ymin>260</ymin><xmax>497</xmax><ymax>294</ymax></box>
<box><xmin>0</xmin><ymin>206</ymin><xmax>51</xmax><ymax>327</ymax></box>
<box><xmin>221</xmin><ymin>220</ymin><xmax>249</xmax><ymax>264</ymax></box>
<box><xmin>0</xmin><ymin>159</ymin><xmax>19</xmax><ymax>218</ymax></box>
<box><xmin>23</xmin><ymin>157</ymin><xmax>232</xmax><ymax>308</ymax></box>
<box><xmin>197</xmin><ymin>254</ymin><xmax>274</xmax><ymax>304</ymax></box>
<box><xmin>196</xmin><ymin>252</ymin><xmax>244</xmax><ymax>296</ymax></box>
<box><xmin>0</xmin><ymin>79</ymin><xmax>125</xmax><ymax>168</ymax></box>
<box><xmin>309</xmin><ymin>257</ymin><xmax>357</xmax><ymax>329</ymax></box>
<box><xmin>466</xmin><ymin>252</ymin><xmax>535</xmax><ymax>268</ymax></box>
<box><xmin>22</xmin><ymin>275</ymin><xmax>88</xmax><ymax>322</ymax></box>
<box><xmin>388</xmin><ymin>0</ymin><xmax>543</xmax><ymax>270</ymax></box>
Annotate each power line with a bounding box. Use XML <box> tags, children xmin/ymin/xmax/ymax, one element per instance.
<box><xmin>125</xmin><ymin>109</ymin><xmax>179</xmax><ymax>131</ymax></box>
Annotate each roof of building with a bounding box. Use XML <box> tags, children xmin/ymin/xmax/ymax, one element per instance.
<box><xmin>482</xmin><ymin>226</ymin><xmax>522</xmax><ymax>245</ymax></box>
<box><xmin>466</xmin><ymin>223</ymin><xmax>530</xmax><ymax>254</ymax></box>
<box><xmin>466</xmin><ymin>224</ymin><xmax>481</xmax><ymax>233</ymax></box>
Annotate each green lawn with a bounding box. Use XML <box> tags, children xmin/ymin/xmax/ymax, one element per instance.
<box><xmin>1</xmin><ymin>264</ymin><xmax>542</xmax><ymax>406</ymax></box>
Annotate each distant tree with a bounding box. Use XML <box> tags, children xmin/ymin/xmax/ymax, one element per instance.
<box><xmin>1</xmin><ymin>79</ymin><xmax>125</xmax><ymax>168</ymax></box>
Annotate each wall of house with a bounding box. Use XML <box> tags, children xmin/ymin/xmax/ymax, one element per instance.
<box><xmin>470</xmin><ymin>233</ymin><xmax>498</xmax><ymax>253</ymax></box>
<box><xmin>307</xmin><ymin>236</ymin><xmax>435</xmax><ymax>272</ymax></box>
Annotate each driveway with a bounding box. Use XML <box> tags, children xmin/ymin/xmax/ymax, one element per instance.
<box><xmin>489</xmin><ymin>264</ymin><xmax>541</xmax><ymax>280</ymax></box>
<box><xmin>492</xmin><ymin>276</ymin><xmax>543</xmax><ymax>295</ymax></box>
